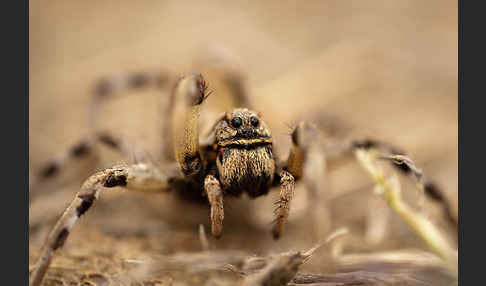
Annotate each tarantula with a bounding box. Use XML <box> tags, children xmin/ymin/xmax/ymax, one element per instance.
<box><xmin>29</xmin><ymin>61</ymin><xmax>331</xmax><ymax>285</ymax></box>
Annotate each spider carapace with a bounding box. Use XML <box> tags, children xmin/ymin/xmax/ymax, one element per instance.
<box><xmin>205</xmin><ymin>108</ymin><xmax>275</xmax><ymax>198</ymax></box>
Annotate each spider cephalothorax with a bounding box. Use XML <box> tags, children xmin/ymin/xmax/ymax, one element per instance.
<box><xmin>213</xmin><ymin>108</ymin><xmax>275</xmax><ymax>197</ymax></box>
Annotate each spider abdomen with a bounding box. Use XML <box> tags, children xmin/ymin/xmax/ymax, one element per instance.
<box><xmin>217</xmin><ymin>145</ymin><xmax>275</xmax><ymax>197</ymax></box>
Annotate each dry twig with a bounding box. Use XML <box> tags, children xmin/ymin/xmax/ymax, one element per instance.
<box><xmin>355</xmin><ymin>149</ymin><xmax>457</xmax><ymax>274</ymax></box>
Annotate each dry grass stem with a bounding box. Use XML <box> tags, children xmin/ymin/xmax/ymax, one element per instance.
<box><xmin>355</xmin><ymin>149</ymin><xmax>457</xmax><ymax>274</ymax></box>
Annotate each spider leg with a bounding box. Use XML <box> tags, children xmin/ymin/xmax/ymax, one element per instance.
<box><xmin>92</xmin><ymin>71</ymin><xmax>170</xmax><ymax>99</ymax></box>
<box><xmin>195</xmin><ymin>46</ymin><xmax>252</xmax><ymax>111</ymax></box>
<box><xmin>30</xmin><ymin>139</ymin><xmax>93</xmax><ymax>195</ymax></box>
<box><xmin>300</xmin><ymin>137</ymin><xmax>331</xmax><ymax>240</ymax></box>
<box><xmin>204</xmin><ymin>174</ymin><xmax>224</xmax><ymax>238</ymax></box>
<box><xmin>328</xmin><ymin>137</ymin><xmax>457</xmax><ymax>231</ymax></box>
<box><xmin>30</xmin><ymin>132</ymin><xmax>154</xmax><ymax>200</ymax></box>
<box><xmin>29</xmin><ymin>163</ymin><xmax>176</xmax><ymax>286</ymax></box>
<box><xmin>89</xmin><ymin>71</ymin><xmax>171</xmax><ymax>132</ymax></box>
<box><xmin>32</xmin><ymin>69</ymin><xmax>174</xmax><ymax>198</ymax></box>
<box><xmin>272</xmin><ymin>169</ymin><xmax>296</xmax><ymax>239</ymax></box>
<box><xmin>90</xmin><ymin>70</ymin><xmax>181</xmax><ymax>162</ymax></box>
<box><xmin>273</xmin><ymin>122</ymin><xmax>329</xmax><ymax>240</ymax></box>
<box><xmin>170</xmin><ymin>74</ymin><xmax>210</xmax><ymax>178</ymax></box>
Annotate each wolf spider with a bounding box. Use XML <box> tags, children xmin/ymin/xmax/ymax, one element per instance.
<box><xmin>29</xmin><ymin>53</ymin><xmax>455</xmax><ymax>286</ymax></box>
<box><xmin>29</xmin><ymin>53</ymin><xmax>337</xmax><ymax>285</ymax></box>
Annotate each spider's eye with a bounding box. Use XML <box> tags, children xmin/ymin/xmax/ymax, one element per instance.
<box><xmin>250</xmin><ymin>116</ymin><xmax>259</xmax><ymax>127</ymax></box>
<box><xmin>231</xmin><ymin>117</ymin><xmax>242</xmax><ymax>128</ymax></box>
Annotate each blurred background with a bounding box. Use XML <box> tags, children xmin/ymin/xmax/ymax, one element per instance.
<box><xmin>29</xmin><ymin>0</ymin><xmax>457</xmax><ymax>285</ymax></box>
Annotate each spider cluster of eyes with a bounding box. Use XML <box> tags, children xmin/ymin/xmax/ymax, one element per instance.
<box><xmin>231</xmin><ymin>115</ymin><xmax>260</xmax><ymax>136</ymax></box>
<box><xmin>231</xmin><ymin>116</ymin><xmax>259</xmax><ymax>128</ymax></box>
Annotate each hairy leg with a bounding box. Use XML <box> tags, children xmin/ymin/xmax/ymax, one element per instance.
<box><xmin>272</xmin><ymin>170</ymin><xmax>296</xmax><ymax>239</ymax></box>
<box><xmin>204</xmin><ymin>174</ymin><xmax>224</xmax><ymax>238</ymax></box>
<box><xmin>193</xmin><ymin>48</ymin><xmax>254</xmax><ymax>144</ymax></box>
<box><xmin>170</xmin><ymin>74</ymin><xmax>210</xmax><ymax>177</ymax></box>
<box><xmin>273</xmin><ymin>122</ymin><xmax>330</xmax><ymax>240</ymax></box>
<box><xmin>29</xmin><ymin>163</ymin><xmax>176</xmax><ymax>286</ymax></box>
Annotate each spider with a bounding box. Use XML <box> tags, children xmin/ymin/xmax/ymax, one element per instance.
<box><xmin>29</xmin><ymin>54</ymin><xmax>334</xmax><ymax>285</ymax></box>
<box><xmin>29</xmin><ymin>54</ymin><xmax>455</xmax><ymax>286</ymax></box>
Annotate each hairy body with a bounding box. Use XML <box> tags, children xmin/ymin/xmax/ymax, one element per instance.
<box><xmin>212</xmin><ymin>108</ymin><xmax>275</xmax><ymax>197</ymax></box>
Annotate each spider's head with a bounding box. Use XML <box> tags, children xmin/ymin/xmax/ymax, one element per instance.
<box><xmin>215</xmin><ymin>108</ymin><xmax>272</xmax><ymax>147</ymax></box>
<box><xmin>214</xmin><ymin>108</ymin><xmax>275</xmax><ymax>195</ymax></box>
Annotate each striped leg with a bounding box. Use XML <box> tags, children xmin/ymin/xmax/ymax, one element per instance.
<box><xmin>30</xmin><ymin>140</ymin><xmax>93</xmax><ymax>195</ymax></box>
<box><xmin>329</xmin><ymin>138</ymin><xmax>457</xmax><ymax>231</ymax></box>
<box><xmin>90</xmin><ymin>71</ymin><xmax>179</xmax><ymax>162</ymax></box>
<box><xmin>29</xmin><ymin>163</ymin><xmax>175</xmax><ymax>286</ymax></box>
<box><xmin>89</xmin><ymin>71</ymin><xmax>170</xmax><ymax>132</ymax></box>
<box><xmin>30</xmin><ymin>132</ymin><xmax>155</xmax><ymax>200</ymax></box>
<box><xmin>31</xmin><ymin>70</ymin><xmax>172</xmax><ymax>199</ymax></box>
